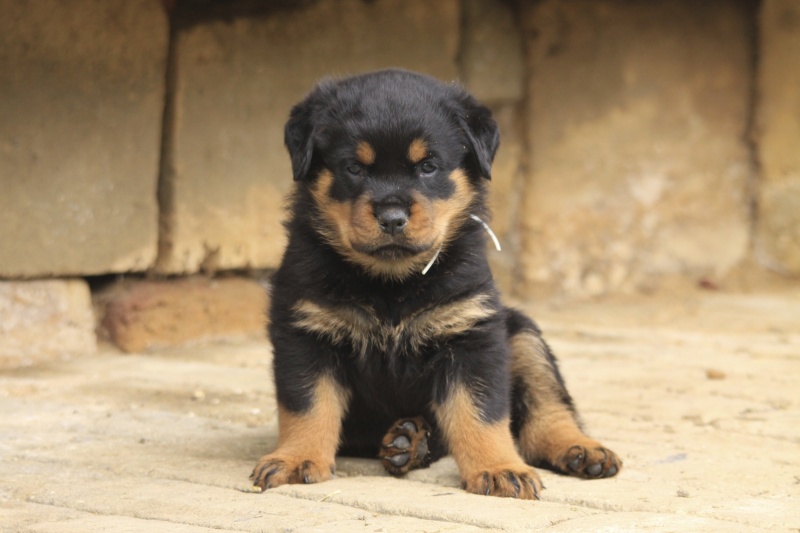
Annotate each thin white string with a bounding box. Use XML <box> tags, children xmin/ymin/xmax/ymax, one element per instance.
<box><xmin>469</xmin><ymin>214</ymin><xmax>502</xmax><ymax>252</ymax></box>
<box><xmin>420</xmin><ymin>214</ymin><xmax>502</xmax><ymax>275</ymax></box>
<box><xmin>421</xmin><ymin>243</ymin><xmax>443</xmax><ymax>275</ymax></box>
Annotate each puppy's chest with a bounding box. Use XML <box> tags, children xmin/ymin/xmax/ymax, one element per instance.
<box><xmin>291</xmin><ymin>293</ymin><xmax>495</xmax><ymax>358</ymax></box>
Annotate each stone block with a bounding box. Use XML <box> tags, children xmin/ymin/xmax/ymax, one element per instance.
<box><xmin>486</xmin><ymin>104</ymin><xmax>525</xmax><ymax>295</ymax></box>
<box><xmin>0</xmin><ymin>280</ymin><xmax>96</xmax><ymax>368</ymax></box>
<box><xmin>156</xmin><ymin>0</ymin><xmax>459</xmax><ymax>273</ymax></box>
<box><xmin>99</xmin><ymin>277</ymin><xmax>268</xmax><ymax>352</ymax></box>
<box><xmin>755</xmin><ymin>0</ymin><xmax>800</xmax><ymax>274</ymax></box>
<box><xmin>0</xmin><ymin>0</ymin><xmax>167</xmax><ymax>277</ymax></box>
<box><xmin>519</xmin><ymin>0</ymin><xmax>754</xmax><ymax>297</ymax></box>
<box><xmin>460</xmin><ymin>0</ymin><xmax>525</xmax><ymax>103</ymax></box>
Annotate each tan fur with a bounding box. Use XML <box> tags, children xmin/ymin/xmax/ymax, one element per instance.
<box><xmin>292</xmin><ymin>293</ymin><xmax>496</xmax><ymax>357</ymax></box>
<box><xmin>251</xmin><ymin>375</ymin><xmax>350</xmax><ymax>488</ymax></box>
<box><xmin>407</xmin><ymin>138</ymin><xmax>429</xmax><ymax>163</ymax></box>
<box><xmin>309</xmin><ymin>168</ymin><xmax>475</xmax><ymax>280</ymax></box>
<box><xmin>434</xmin><ymin>386</ymin><xmax>542</xmax><ymax>499</ymax></box>
<box><xmin>509</xmin><ymin>331</ymin><xmax>565</xmax><ymax>406</ymax></box>
<box><xmin>356</xmin><ymin>141</ymin><xmax>376</xmax><ymax>165</ymax></box>
<box><xmin>509</xmin><ymin>331</ymin><xmax>609</xmax><ymax>469</ymax></box>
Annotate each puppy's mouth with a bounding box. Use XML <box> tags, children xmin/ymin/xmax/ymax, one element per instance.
<box><xmin>353</xmin><ymin>242</ymin><xmax>431</xmax><ymax>260</ymax></box>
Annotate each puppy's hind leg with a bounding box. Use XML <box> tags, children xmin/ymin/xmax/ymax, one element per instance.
<box><xmin>507</xmin><ymin>309</ymin><xmax>622</xmax><ymax>479</ymax></box>
<box><xmin>379</xmin><ymin>416</ymin><xmax>437</xmax><ymax>476</ymax></box>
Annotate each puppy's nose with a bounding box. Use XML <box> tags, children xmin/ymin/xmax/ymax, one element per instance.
<box><xmin>375</xmin><ymin>206</ymin><xmax>408</xmax><ymax>235</ymax></box>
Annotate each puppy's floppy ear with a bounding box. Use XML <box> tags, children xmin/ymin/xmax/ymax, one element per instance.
<box><xmin>284</xmin><ymin>100</ymin><xmax>316</xmax><ymax>182</ymax></box>
<box><xmin>456</xmin><ymin>94</ymin><xmax>500</xmax><ymax>180</ymax></box>
<box><xmin>286</xmin><ymin>79</ymin><xmax>338</xmax><ymax>181</ymax></box>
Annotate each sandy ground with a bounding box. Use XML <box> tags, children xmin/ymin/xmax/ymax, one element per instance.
<box><xmin>2</xmin><ymin>289</ymin><xmax>799</xmax><ymax>532</ymax></box>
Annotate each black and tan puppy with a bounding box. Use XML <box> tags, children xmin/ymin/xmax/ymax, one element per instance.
<box><xmin>251</xmin><ymin>69</ymin><xmax>620</xmax><ymax>499</ymax></box>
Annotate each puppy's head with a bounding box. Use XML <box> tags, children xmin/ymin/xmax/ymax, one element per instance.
<box><xmin>286</xmin><ymin>69</ymin><xmax>499</xmax><ymax>280</ymax></box>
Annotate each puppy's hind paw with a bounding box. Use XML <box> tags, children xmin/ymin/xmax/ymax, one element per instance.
<box><xmin>379</xmin><ymin>416</ymin><xmax>432</xmax><ymax>476</ymax></box>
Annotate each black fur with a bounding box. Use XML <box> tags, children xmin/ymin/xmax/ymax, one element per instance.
<box><xmin>266</xmin><ymin>70</ymin><xmax>596</xmax><ymax>474</ymax></box>
<box><xmin>272</xmin><ymin>70</ymin><xmax>503</xmax><ymax>435</ymax></box>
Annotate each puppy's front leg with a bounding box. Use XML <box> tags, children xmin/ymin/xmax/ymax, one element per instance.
<box><xmin>435</xmin><ymin>385</ymin><xmax>543</xmax><ymax>499</ymax></box>
<box><xmin>251</xmin><ymin>375</ymin><xmax>349</xmax><ymax>490</ymax></box>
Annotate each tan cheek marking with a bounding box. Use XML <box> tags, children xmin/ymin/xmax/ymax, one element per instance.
<box><xmin>356</xmin><ymin>141</ymin><xmax>376</xmax><ymax>165</ymax></box>
<box><xmin>310</xmin><ymin>169</ymin><xmax>335</xmax><ymax>207</ymax></box>
<box><xmin>406</xmin><ymin>169</ymin><xmax>475</xmax><ymax>247</ymax></box>
<box><xmin>349</xmin><ymin>193</ymin><xmax>380</xmax><ymax>243</ymax></box>
<box><xmin>405</xmin><ymin>194</ymin><xmax>436</xmax><ymax>244</ymax></box>
<box><xmin>407</xmin><ymin>138</ymin><xmax>429</xmax><ymax>164</ymax></box>
<box><xmin>430</xmin><ymin>168</ymin><xmax>476</xmax><ymax>240</ymax></box>
<box><xmin>311</xmin><ymin>170</ymin><xmax>353</xmax><ymax>247</ymax></box>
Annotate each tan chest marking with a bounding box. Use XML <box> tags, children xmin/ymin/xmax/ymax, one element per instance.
<box><xmin>292</xmin><ymin>293</ymin><xmax>496</xmax><ymax>356</ymax></box>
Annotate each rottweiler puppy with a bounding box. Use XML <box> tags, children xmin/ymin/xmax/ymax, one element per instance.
<box><xmin>251</xmin><ymin>69</ymin><xmax>621</xmax><ymax>499</ymax></box>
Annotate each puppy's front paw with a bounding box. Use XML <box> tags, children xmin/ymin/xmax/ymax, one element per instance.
<box><xmin>250</xmin><ymin>454</ymin><xmax>334</xmax><ymax>490</ymax></box>
<box><xmin>461</xmin><ymin>464</ymin><xmax>543</xmax><ymax>499</ymax></box>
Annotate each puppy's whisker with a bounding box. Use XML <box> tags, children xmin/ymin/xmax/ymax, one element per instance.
<box><xmin>469</xmin><ymin>214</ymin><xmax>501</xmax><ymax>252</ymax></box>
<box><xmin>421</xmin><ymin>243</ymin><xmax>444</xmax><ymax>275</ymax></box>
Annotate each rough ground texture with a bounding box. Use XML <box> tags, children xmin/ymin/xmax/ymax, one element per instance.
<box><xmin>2</xmin><ymin>290</ymin><xmax>798</xmax><ymax>532</ymax></box>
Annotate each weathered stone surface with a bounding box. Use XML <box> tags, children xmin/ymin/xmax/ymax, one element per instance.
<box><xmin>156</xmin><ymin>0</ymin><xmax>460</xmax><ymax>274</ymax></box>
<box><xmin>519</xmin><ymin>0</ymin><xmax>754</xmax><ymax>297</ymax></box>
<box><xmin>99</xmin><ymin>277</ymin><xmax>268</xmax><ymax>353</ymax></box>
<box><xmin>0</xmin><ymin>0</ymin><xmax>167</xmax><ymax>277</ymax></box>
<box><xmin>0</xmin><ymin>279</ymin><xmax>96</xmax><ymax>368</ymax></box>
<box><xmin>485</xmin><ymin>104</ymin><xmax>525</xmax><ymax>295</ymax></box>
<box><xmin>755</xmin><ymin>0</ymin><xmax>800</xmax><ymax>275</ymax></box>
<box><xmin>460</xmin><ymin>0</ymin><xmax>524</xmax><ymax>104</ymax></box>
<box><xmin>461</xmin><ymin>0</ymin><xmax>526</xmax><ymax>296</ymax></box>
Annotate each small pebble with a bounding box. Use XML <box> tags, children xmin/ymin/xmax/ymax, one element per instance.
<box><xmin>235</xmin><ymin>485</ymin><xmax>263</xmax><ymax>493</ymax></box>
<box><xmin>705</xmin><ymin>369</ymin><xmax>726</xmax><ymax>380</ymax></box>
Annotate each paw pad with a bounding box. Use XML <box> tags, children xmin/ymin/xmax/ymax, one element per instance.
<box><xmin>379</xmin><ymin>417</ymin><xmax>432</xmax><ymax>475</ymax></box>
<box><xmin>563</xmin><ymin>445</ymin><xmax>621</xmax><ymax>479</ymax></box>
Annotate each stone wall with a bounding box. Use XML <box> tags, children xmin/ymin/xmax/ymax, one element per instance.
<box><xmin>755</xmin><ymin>0</ymin><xmax>800</xmax><ymax>275</ymax></box>
<box><xmin>1</xmin><ymin>0</ymin><xmax>798</xmax><ymax>362</ymax></box>
<box><xmin>0</xmin><ymin>0</ymin><xmax>167</xmax><ymax>277</ymax></box>
<box><xmin>156</xmin><ymin>0</ymin><xmax>460</xmax><ymax>274</ymax></box>
<box><xmin>519</xmin><ymin>0</ymin><xmax>755</xmax><ymax>296</ymax></box>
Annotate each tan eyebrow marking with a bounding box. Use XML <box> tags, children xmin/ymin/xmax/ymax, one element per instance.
<box><xmin>407</xmin><ymin>138</ymin><xmax>429</xmax><ymax>164</ymax></box>
<box><xmin>356</xmin><ymin>141</ymin><xmax>376</xmax><ymax>165</ymax></box>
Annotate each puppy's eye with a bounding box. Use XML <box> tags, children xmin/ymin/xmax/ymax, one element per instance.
<box><xmin>346</xmin><ymin>164</ymin><xmax>364</xmax><ymax>177</ymax></box>
<box><xmin>419</xmin><ymin>161</ymin><xmax>438</xmax><ymax>177</ymax></box>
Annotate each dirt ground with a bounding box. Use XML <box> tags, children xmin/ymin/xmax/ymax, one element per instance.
<box><xmin>2</xmin><ymin>288</ymin><xmax>799</xmax><ymax>532</ymax></box>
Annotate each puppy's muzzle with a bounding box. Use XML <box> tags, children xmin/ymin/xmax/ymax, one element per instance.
<box><xmin>375</xmin><ymin>205</ymin><xmax>409</xmax><ymax>236</ymax></box>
